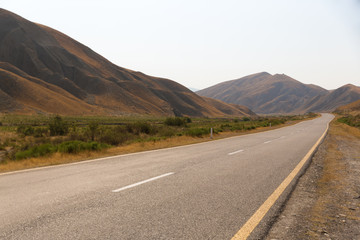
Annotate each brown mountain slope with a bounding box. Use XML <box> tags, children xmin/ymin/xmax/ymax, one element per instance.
<box><xmin>0</xmin><ymin>8</ymin><xmax>255</xmax><ymax>117</ymax></box>
<box><xmin>334</xmin><ymin>96</ymin><xmax>360</xmax><ymax>116</ymax></box>
<box><xmin>303</xmin><ymin>84</ymin><xmax>360</xmax><ymax>113</ymax></box>
<box><xmin>0</xmin><ymin>62</ymin><xmax>101</xmax><ymax>114</ymax></box>
<box><xmin>197</xmin><ymin>72</ymin><xmax>329</xmax><ymax>114</ymax></box>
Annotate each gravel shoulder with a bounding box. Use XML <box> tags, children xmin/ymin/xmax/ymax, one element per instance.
<box><xmin>266</xmin><ymin>119</ymin><xmax>360</xmax><ymax>240</ymax></box>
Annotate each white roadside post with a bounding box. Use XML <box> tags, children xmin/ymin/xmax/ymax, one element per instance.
<box><xmin>210</xmin><ymin>127</ymin><xmax>213</xmax><ymax>139</ymax></box>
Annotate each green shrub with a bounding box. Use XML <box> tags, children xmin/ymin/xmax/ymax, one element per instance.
<box><xmin>58</xmin><ymin>141</ymin><xmax>109</xmax><ymax>154</ymax></box>
<box><xmin>17</xmin><ymin>125</ymin><xmax>35</xmax><ymax>136</ymax></box>
<box><xmin>126</xmin><ymin>122</ymin><xmax>154</xmax><ymax>135</ymax></box>
<box><xmin>158</xmin><ymin>127</ymin><xmax>177</xmax><ymax>137</ymax></box>
<box><xmin>34</xmin><ymin>128</ymin><xmax>48</xmax><ymax>138</ymax></box>
<box><xmin>15</xmin><ymin>143</ymin><xmax>56</xmax><ymax>160</ymax></box>
<box><xmin>307</xmin><ymin>112</ymin><xmax>318</xmax><ymax>118</ymax></box>
<box><xmin>268</xmin><ymin>119</ymin><xmax>286</xmax><ymax>126</ymax></box>
<box><xmin>49</xmin><ymin>115</ymin><xmax>68</xmax><ymax>136</ymax></box>
<box><xmin>134</xmin><ymin>121</ymin><xmax>152</xmax><ymax>134</ymax></box>
<box><xmin>186</xmin><ymin>128</ymin><xmax>209</xmax><ymax>137</ymax></box>
<box><xmin>185</xmin><ymin>117</ymin><xmax>192</xmax><ymax>123</ymax></box>
<box><xmin>87</xmin><ymin>121</ymin><xmax>99</xmax><ymax>141</ymax></box>
<box><xmin>164</xmin><ymin>117</ymin><xmax>187</xmax><ymax>127</ymax></box>
<box><xmin>231</xmin><ymin>124</ymin><xmax>245</xmax><ymax>131</ymax></box>
<box><xmin>338</xmin><ymin>115</ymin><xmax>360</xmax><ymax>128</ymax></box>
<box><xmin>99</xmin><ymin>127</ymin><xmax>132</xmax><ymax>145</ymax></box>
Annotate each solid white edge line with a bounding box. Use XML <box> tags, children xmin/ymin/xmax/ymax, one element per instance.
<box><xmin>112</xmin><ymin>172</ymin><xmax>175</xmax><ymax>193</ymax></box>
<box><xmin>228</xmin><ymin>150</ymin><xmax>244</xmax><ymax>155</ymax></box>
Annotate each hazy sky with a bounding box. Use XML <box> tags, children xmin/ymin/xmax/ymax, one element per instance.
<box><xmin>2</xmin><ymin>0</ymin><xmax>360</xmax><ymax>90</ymax></box>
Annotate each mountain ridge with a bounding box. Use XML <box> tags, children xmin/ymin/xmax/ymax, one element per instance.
<box><xmin>197</xmin><ymin>73</ymin><xmax>360</xmax><ymax>114</ymax></box>
<box><xmin>0</xmin><ymin>8</ymin><xmax>255</xmax><ymax>117</ymax></box>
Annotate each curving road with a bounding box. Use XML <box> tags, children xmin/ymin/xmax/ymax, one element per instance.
<box><xmin>0</xmin><ymin>114</ymin><xmax>333</xmax><ymax>239</ymax></box>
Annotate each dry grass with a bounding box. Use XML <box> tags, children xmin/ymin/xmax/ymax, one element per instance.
<box><xmin>265</xmin><ymin>114</ymin><xmax>360</xmax><ymax>240</ymax></box>
<box><xmin>336</xmin><ymin>99</ymin><xmax>360</xmax><ymax>116</ymax></box>
<box><xmin>307</xmin><ymin>116</ymin><xmax>360</xmax><ymax>238</ymax></box>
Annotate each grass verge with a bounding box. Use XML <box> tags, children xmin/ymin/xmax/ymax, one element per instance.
<box><xmin>0</xmin><ymin>114</ymin><xmax>318</xmax><ymax>173</ymax></box>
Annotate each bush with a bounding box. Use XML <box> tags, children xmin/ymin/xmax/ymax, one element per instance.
<box><xmin>164</xmin><ymin>117</ymin><xmax>187</xmax><ymax>127</ymax></box>
<box><xmin>87</xmin><ymin>121</ymin><xmax>99</xmax><ymax>141</ymax></box>
<box><xmin>157</xmin><ymin>127</ymin><xmax>177</xmax><ymax>137</ymax></box>
<box><xmin>220</xmin><ymin>124</ymin><xmax>231</xmax><ymax>131</ymax></box>
<box><xmin>185</xmin><ymin>117</ymin><xmax>192</xmax><ymax>123</ymax></box>
<box><xmin>49</xmin><ymin>115</ymin><xmax>68</xmax><ymax>136</ymax></box>
<box><xmin>126</xmin><ymin>122</ymin><xmax>154</xmax><ymax>135</ymax></box>
<box><xmin>269</xmin><ymin>119</ymin><xmax>286</xmax><ymax>126</ymax></box>
<box><xmin>58</xmin><ymin>141</ymin><xmax>109</xmax><ymax>154</ymax></box>
<box><xmin>34</xmin><ymin>128</ymin><xmax>48</xmax><ymax>138</ymax></box>
<box><xmin>307</xmin><ymin>112</ymin><xmax>317</xmax><ymax>118</ymax></box>
<box><xmin>134</xmin><ymin>121</ymin><xmax>152</xmax><ymax>134</ymax></box>
<box><xmin>15</xmin><ymin>143</ymin><xmax>56</xmax><ymax>160</ymax></box>
<box><xmin>242</xmin><ymin>117</ymin><xmax>251</xmax><ymax>121</ymax></box>
<box><xmin>17</xmin><ymin>125</ymin><xmax>35</xmax><ymax>136</ymax></box>
<box><xmin>186</xmin><ymin>128</ymin><xmax>209</xmax><ymax>137</ymax></box>
<box><xmin>231</xmin><ymin>124</ymin><xmax>245</xmax><ymax>131</ymax></box>
<box><xmin>338</xmin><ymin>115</ymin><xmax>360</xmax><ymax>128</ymax></box>
<box><xmin>99</xmin><ymin>127</ymin><xmax>132</xmax><ymax>145</ymax></box>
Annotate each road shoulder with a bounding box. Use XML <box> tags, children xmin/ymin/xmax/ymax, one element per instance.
<box><xmin>266</xmin><ymin>119</ymin><xmax>360</xmax><ymax>239</ymax></box>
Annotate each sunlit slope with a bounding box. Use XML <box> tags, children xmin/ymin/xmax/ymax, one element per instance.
<box><xmin>0</xmin><ymin>8</ymin><xmax>255</xmax><ymax>117</ymax></box>
<box><xmin>197</xmin><ymin>72</ymin><xmax>360</xmax><ymax>114</ymax></box>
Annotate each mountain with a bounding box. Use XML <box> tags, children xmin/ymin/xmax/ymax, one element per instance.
<box><xmin>197</xmin><ymin>72</ymin><xmax>327</xmax><ymax>114</ymax></box>
<box><xmin>0</xmin><ymin>8</ymin><xmax>255</xmax><ymax>117</ymax></box>
<box><xmin>197</xmin><ymin>72</ymin><xmax>360</xmax><ymax>114</ymax></box>
<box><xmin>335</xmin><ymin>98</ymin><xmax>360</xmax><ymax>116</ymax></box>
<box><xmin>301</xmin><ymin>84</ymin><xmax>360</xmax><ymax>113</ymax></box>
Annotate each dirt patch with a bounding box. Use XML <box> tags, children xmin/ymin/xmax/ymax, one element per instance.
<box><xmin>266</xmin><ymin>119</ymin><xmax>360</xmax><ymax>240</ymax></box>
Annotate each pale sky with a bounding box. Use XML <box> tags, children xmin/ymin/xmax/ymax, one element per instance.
<box><xmin>1</xmin><ymin>0</ymin><xmax>360</xmax><ymax>90</ymax></box>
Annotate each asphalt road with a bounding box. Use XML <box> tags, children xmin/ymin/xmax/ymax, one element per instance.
<box><xmin>0</xmin><ymin>114</ymin><xmax>333</xmax><ymax>239</ymax></box>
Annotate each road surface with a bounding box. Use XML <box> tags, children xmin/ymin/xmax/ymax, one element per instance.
<box><xmin>0</xmin><ymin>114</ymin><xmax>333</xmax><ymax>239</ymax></box>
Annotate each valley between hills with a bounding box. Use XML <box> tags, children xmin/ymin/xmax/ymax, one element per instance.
<box><xmin>0</xmin><ymin>7</ymin><xmax>360</xmax><ymax>240</ymax></box>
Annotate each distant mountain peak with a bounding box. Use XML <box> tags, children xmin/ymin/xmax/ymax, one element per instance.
<box><xmin>197</xmin><ymin>72</ymin><xmax>360</xmax><ymax>114</ymax></box>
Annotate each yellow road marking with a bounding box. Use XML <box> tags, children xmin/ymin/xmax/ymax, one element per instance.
<box><xmin>231</xmin><ymin>122</ymin><xmax>330</xmax><ymax>240</ymax></box>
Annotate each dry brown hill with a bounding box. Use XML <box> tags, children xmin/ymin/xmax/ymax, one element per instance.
<box><xmin>0</xmin><ymin>8</ymin><xmax>255</xmax><ymax>117</ymax></box>
<box><xmin>302</xmin><ymin>84</ymin><xmax>360</xmax><ymax>113</ymax></box>
<box><xmin>335</xmin><ymin>98</ymin><xmax>360</xmax><ymax>116</ymax></box>
<box><xmin>197</xmin><ymin>72</ymin><xmax>360</xmax><ymax>114</ymax></box>
<box><xmin>197</xmin><ymin>72</ymin><xmax>330</xmax><ymax>114</ymax></box>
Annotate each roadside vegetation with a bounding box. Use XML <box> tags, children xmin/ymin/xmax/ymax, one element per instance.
<box><xmin>0</xmin><ymin>113</ymin><xmax>318</xmax><ymax>172</ymax></box>
<box><xmin>266</xmin><ymin>114</ymin><xmax>360</xmax><ymax>240</ymax></box>
<box><xmin>337</xmin><ymin>114</ymin><xmax>360</xmax><ymax>129</ymax></box>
